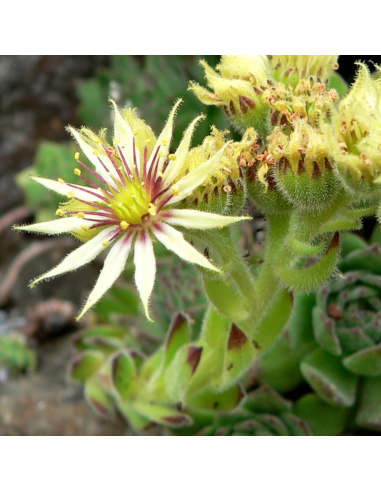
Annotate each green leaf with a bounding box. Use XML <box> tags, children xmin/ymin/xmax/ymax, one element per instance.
<box><xmin>111</xmin><ymin>351</ymin><xmax>136</xmax><ymax>399</ymax></box>
<box><xmin>356</xmin><ymin>378</ymin><xmax>381</xmax><ymax>431</ymax></box>
<box><xmin>68</xmin><ymin>350</ymin><xmax>104</xmax><ymax>383</ymax></box>
<box><xmin>301</xmin><ymin>349</ymin><xmax>358</xmax><ymax>408</ymax></box>
<box><xmin>312</xmin><ymin>306</ymin><xmax>342</xmax><ymax>356</ymax></box>
<box><xmin>84</xmin><ymin>377</ymin><xmax>115</xmax><ymax>419</ymax></box>
<box><xmin>343</xmin><ymin>344</ymin><xmax>381</xmax><ymax>377</ymax></box>
<box><xmin>163</xmin><ymin>313</ymin><xmax>191</xmax><ymax>370</ymax></box>
<box><xmin>294</xmin><ymin>394</ymin><xmax>349</xmax><ymax>436</ymax></box>
<box><xmin>244</xmin><ymin>386</ymin><xmax>291</xmax><ymax>415</ymax></box>
<box><xmin>132</xmin><ymin>401</ymin><xmax>193</xmax><ymax>428</ymax></box>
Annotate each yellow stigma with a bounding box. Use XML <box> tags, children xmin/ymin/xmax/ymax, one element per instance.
<box><xmin>75</xmin><ymin>152</ymin><xmax>80</xmax><ymax>160</ymax></box>
<box><xmin>109</xmin><ymin>177</ymin><xmax>151</xmax><ymax>225</ymax></box>
<box><xmin>56</xmin><ymin>209</ymin><xmax>64</xmax><ymax>216</ymax></box>
<box><xmin>58</xmin><ymin>178</ymin><xmax>65</xmax><ymax>184</ymax></box>
<box><xmin>76</xmin><ymin>213</ymin><xmax>85</xmax><ymax>219</ymax></box>
<box><xmin>74</xmin><ymin>168</ymin><xmax>81</xmax><ymax>176</ymax></box>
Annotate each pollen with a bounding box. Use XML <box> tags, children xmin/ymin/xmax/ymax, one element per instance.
<box><xmin>120</xmin><ymin>221</ymin><xmax>129</xmax><ymax>230</ymax></box>
<box><xmin>74</xmin><ymin>168</ymin><xmax>81</xmax><ymax>176</ymax></box>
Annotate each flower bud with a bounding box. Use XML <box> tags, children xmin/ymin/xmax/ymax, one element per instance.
<box><xmin>189</xmin><ymin>56</ymin><xmax>271</xmax><ymax>135</ymax></box>
<box><xmin>323</xmin><ymin>63</ymin><xmax>381</xmax><ymax>200</ymax></box>
<box><xmin>180</xmin><ymin>127</ymin><xmax>246</xmax><ymax>214</ymax></box>
<box><xmin>270</xmin><ymin>120</ymin><xmax>340</xmax><ymax>212</ymax></box>
<box><xmin>269</xmin><ymin>55</ymin><xmax>339</xmax><ymax>87</ymax></box>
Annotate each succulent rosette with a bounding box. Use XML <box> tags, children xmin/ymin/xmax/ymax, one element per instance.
<box><xmin>200</xmin><ymin>386</ymin><xmax>311</xmax><ymax>436</ymax></box>
<box><xmin>258</xmin><ymin>233</ymin><xmax>381</xmax><ymax>434</ymax></box>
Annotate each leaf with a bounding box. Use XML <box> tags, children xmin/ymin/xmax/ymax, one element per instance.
<box><xmin>294</xmin><ymin>394</ymin><xmax>349</xmax><ymax>436</ymax></box>
<box><xmin>356</xmin><ymin>378</ymin><xmax>381</xmax><ymax>431</ymax></box>
<box><xmin>301</xmin><ymin>349</ymin><xmax>358</xmax><ymax>408</ymax></box>
<box><xmin>68</xmin><ymin>350</ymin><xmax>104</xmax><ymax>383</ymax></box>
<box><xmin>343</xmin><ymin>344</ymin><xmax>381</xmax><ymax>377</ymax></box>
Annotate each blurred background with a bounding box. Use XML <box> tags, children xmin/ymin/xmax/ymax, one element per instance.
<box><xmin>0</xmin><ymin>55</ymin><xmax>380</xmax><ymax>436</ymax></box>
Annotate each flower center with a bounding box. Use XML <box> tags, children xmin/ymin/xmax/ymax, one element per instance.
<box><xmin>109</xmin><ymin>178</ymin><xmax>151</xmax><ymax>225</ymax></box>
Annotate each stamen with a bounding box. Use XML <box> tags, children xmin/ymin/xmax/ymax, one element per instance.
<box><xmin>75</xmin><ymin>152</ymin><xmax>80</xmax><ymax>160</ymax></box>
<box><xmin>168</xmin><ymin>154</ymin><xmax>176</xmax><ymax>161</ymax></box>
<box><xmin>58</xmin><ymin>178</ymin><xmax>65</xmax><ymax>184</ymax></box>
<box><xmin>120</xmin><ymin>221</ymin><xmax>129</xmax><ymax>230</ymax></box>
<box><xmin>81</xmin><ymin>225</ymin><xmax>89</xmax><ymax>231</ymax></box>
<box><xmin>171</xmin><ymin>186</ymin><xmax>180</xmax><ymax>196</ymax></box>
<box><xmin>102</xmin><ymin>241</ymin><xmax>109</xmax><ymax>247</ymax></box>
<box><xmin>67</xmin><ymin>192</ymin><xmax>74</xmax><ymax>198</ymax></box>
<box><xmin>56</xmin><ymin>209</ymin><xmax>64</xmax><ymax>216</ymax></box>
<box><xmin>74</xmin><ymin>168</ymin><xmax>81</xmax><ymax>176</ymax></box>
<box><xmin>76</xmin><ymin>213</ymin><xmax>85</xmax><ymax>219</ymax></box>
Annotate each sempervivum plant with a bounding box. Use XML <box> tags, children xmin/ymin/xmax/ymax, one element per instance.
<box><xmin>199</xmin><ymin>386</ymin><xmax>311</xmax><ymax>436</ymax></box>
<box><xmin>258</xmin><ymin>233</ymin><xmax>381</xmax><ymax>435</ymax></box>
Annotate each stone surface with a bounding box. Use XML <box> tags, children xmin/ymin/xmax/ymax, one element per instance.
<box><xmin>0</xmin><ymin>336</ymin><xmax>129</xmax><ymax>436</ymax></box>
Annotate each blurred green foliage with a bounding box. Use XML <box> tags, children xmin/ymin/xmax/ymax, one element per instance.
<box><xmin>77</xmin><ymin>55</ymin><xmax>227</xmax><ymax>148</ymax></box>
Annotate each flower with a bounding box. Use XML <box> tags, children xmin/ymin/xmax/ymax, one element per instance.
<box><xmin>322</xmin><ymin>63</ymin><xmax>381</xmax><ymax>196</ymax></box>
<box><xmin>16</xmin><ymin>100</ymin><xmax>250</xmax><ymax>320</ymax></box>
<box><xmin>189</xmin><ymin>56</ymin><xmax>271</xmax><ymax>134</ymax></box>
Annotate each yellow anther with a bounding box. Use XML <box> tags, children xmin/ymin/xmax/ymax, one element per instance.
<box><xmin>113</xmin><ymin>138</ymin><xmax>120</xmax><ymax>146</ymax></box>
<box><xmin>171</xmin><ymin>186</ymin><xmax>180</xmax><ymax>196</ymax></box>
<box><xmin>158</xmin><ymin>151</ymin><xmax>163</xmax><ymax>158</ymax></box>
<box><xmin>67</xmin><ymin>192</ymin><xmax>74</xmax><ymax>198</ymax></box>
<box><xmin>145</xmin><ymin>139</ymin><xmax>152</xmax><ymax>145</ymax></box>
<box><xmin>74</xmin><ymin>168</ymin><xmax>81</xmax><ymax>176</ymax></box>
<box><xmin>102</xmin><ymin>241</ymin><xmax>109</xmax><ymax>247</ymax></box>
<box><xmin>168</xmin><ymin>154</ymin><xmax>177</xmax><ymax>161</ymax></box>
<box><xmin>76</xmin><ymin>213</ymin><xmax>85</xmax><ymax>219</ymax></box>
<box><xmin>133</xmin><ymin>130</ymin><xmax>139</xmax><ymax>136</ymax></box>
<box><xmin>93</xmin><ymin>137</ymin><xmax>101</xmax><ymax>144</ymax></box>
<box><xmin>56</xmin><ymin>209</ymin><xmax>64</xmax><ymax>216</ymax></box>
<box><xmin>162</xmin><ymin>139</ymin><xmax>169</xmax><ymax>146</ymax></box>
<box><xmin>93</xmin><ymin>150</ymin><xmax>99</xmax><ymax>155</ymax></box>
<box><xmin>148</xmin><ymin>204</ymin><xmax>157</xmax><ymax>216</ymax></box>
<box><xmin>58</xmin><ymin>178</ymin><xmax>65</xmax><ymax>184</ymax></box>
<box><xmin>120</xmin><ymin>221</ymin><xmax>129</xmax><ymax>230</ymax></box>
<box><xmin>74</xmin><ymin>152</ymin><xmax>80</xmax><ymax>160</ymax></box>
<box><xmin>158</xmin><ymin>172</ymin><xmax>164</xmax><ymax>178</ymax></box>
<box><xmin>81</xmin><ymin>225</ymin><xmax>89</xmax><ymax>231</ymax></box>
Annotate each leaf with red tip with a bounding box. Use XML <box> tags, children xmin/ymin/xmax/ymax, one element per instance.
<box><xmin>132</xmin><ymin>401</ymin><xmax>193</xmax><ymax>428</ymax></box>
<box><xmin>68</xmin><ymin>350</ymin><xmax>104</xmax><ymax>383</ymax></box>
<box><xmin>163</xmin><ymin>312</ymin><xmax>191</xmax><ymax>369</ymax></box>
<box><xmin>111</xmin><ymin>351</ymin><xmax>136</xmax><ymax>399</ymax></box>
<box><xmin>84</xmin><ymin>378</ymin><xmax>115</xmax><ymax>419</ymax></box>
